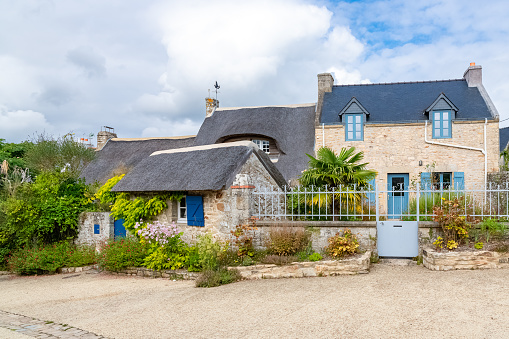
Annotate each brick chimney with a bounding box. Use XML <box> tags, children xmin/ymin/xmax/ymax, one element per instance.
<box><xmin>96</xmin><ymin>126</ymin><xmax>117</xmax><ymax>150</ymax></box>
<box><xmin>463</xmin><ymin>62</ymin><xmax>482</xmax><ymax>87</ymax></box>
<box><xmin>315</xmin><ymin>73</ymin><xmax>334</xmax><ymax>125</ymax></box>
<box><xmin>205</xmin><ymin>97</ymin><xmax>219</xmax><ymax>118</ymax></box>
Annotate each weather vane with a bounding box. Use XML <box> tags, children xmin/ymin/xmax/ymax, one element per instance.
<box><xmin>214</xmin><ymin>81</ymin><xmax>220</xmax><ymax>100</ymax></box>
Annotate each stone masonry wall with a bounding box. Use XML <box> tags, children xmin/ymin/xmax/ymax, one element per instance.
<box><xmin>76</xmin><ymin>212</ymin><xmax>113</xmax><ymax>248</ymax></box>
<box><xmin>423</xmin><ymin>247</ymin><xmax>509</xmax><ymax>270</ymax></box>
<box><xmin>316</xmin><ymin>120</ymin><xmax>499</xmax><ymax>192</ymax></box>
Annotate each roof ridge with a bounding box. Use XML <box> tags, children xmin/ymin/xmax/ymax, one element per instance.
<box><xmin>334</xmin><ymin>79</ymin><xmax>465</xmax><ymax>87</ymax></box>
<box><xmin>150</xmin><ymin>140</ymin><xmax>256</xmax><ymax>156</ymax></box>
<box><xmin>217</xmin><ymin>103</ymin><xmax>315</xmax><ymax>111</ymax></box>
<box><xmin>111</xmin><ymin>136</ymin><xmax>195</xmax><ymax>141</ymax></box>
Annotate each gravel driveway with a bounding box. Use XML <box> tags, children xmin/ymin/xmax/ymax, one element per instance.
<box><xmin>1</xmin><ymin>264</ymin><xmax>509</xmax><ymax>338</ymax></box>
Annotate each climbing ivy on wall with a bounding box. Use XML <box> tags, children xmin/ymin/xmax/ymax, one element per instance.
<box><xmin>95</xmin><ymin>175</ymin><xmax>184</xmax><ymax>235</ymax></box>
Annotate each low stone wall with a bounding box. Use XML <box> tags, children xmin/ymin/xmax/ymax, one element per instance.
<box><xmin>234</xmin><ymin>251</ymin><xmax>371</xmax><ymax>280</ymax></box>
<box><xmin>59</xmin><ymin>265</ymin><xmax>97</xmax><ymax>274</ymax></box>
<box><xmin>423</xmin><ymin>247</ymin><xmax>509</xmax><ymax>271</ymax></box>
<box><xmin>107</xmin><ymin>267</ymin><xmax>199</xmax><ymax>280</ymax></box>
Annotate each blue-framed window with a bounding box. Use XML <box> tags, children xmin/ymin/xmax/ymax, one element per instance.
<box><xmin>345</xmin><ymin>114</ymin><xmax>363</xmax><ymax>141</ymax></box>
<box><xmin>432</xmin><ymin>110</ymin><xmax>452</xmax><ymax>139</ymax></box>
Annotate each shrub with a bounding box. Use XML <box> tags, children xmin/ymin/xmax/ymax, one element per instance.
<box><xmin>98</xmin><ymin>237</ymin><xmax>149</xmax><ymax>271</ymax></box>
<box><xmin>479</xmin><ymin>218</ymin><xmax>507</xmax><ymax>243</ymax></box>
<box><xmin>325</xmin><ymin>229</ymin><xmax>359</xmax><ymax>258</ymax></box>
<box><xmin>195</xmin><ymin>233</ymin><xmax>222</xmax><ymax>271</ymax></box>
<box><xmin>7</xmin><ymin>241</ymin><xmax>96</xmax><ymax>275</ymax></box>
<box><xmin>433</xmin><ymin>197</ymin><xmax>473</xmax><ymax>248</ymax></box>
<box><xmin>307</xmin><ymin>253</ymin><xmax>323</xmax><ymax>261</ymax></box>
<box><xmin>265</xmin><ymin>226</ymin><xmax>311</xmax><ymax>256</ymax></box>
<box><xmin>195</xmin><ymin>268</ymin><xmax>242</xmax><ymax>288</ymax></box>
<box><xmin>136</xmin><ymin>221</ymin><xmax>189</xmax><ymax>271</ymax></box>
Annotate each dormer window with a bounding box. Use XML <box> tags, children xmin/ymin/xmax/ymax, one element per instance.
<box><xmin>345</xmin><ymin>114</ymin><xmax>364</xmax><ymax>141</ymax></box>
<box><xmin>252</xmin><ymin>139</ymin><xmax>270</xmax><ymax>153</ymax></box>
<box><xmin>433</xmin><ymin>110</ymin><xmax>452</xmax><ymax>138</ymax></box>
<box><xmin>425</xmin><ymin>93</ymin><xmax>458</xmax><ymax>140</ymax></box>
<box><xmin>339</xmin><ymin>97</ymin><xmax>369</xmax><ymax>142</ymax></box>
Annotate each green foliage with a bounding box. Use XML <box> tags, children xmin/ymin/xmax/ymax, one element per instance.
<box><xmin>195</xmin><ymin>233</ymin><xmax>222</xmax><ymax>270</ymax></box>
<box><xmin>195</xmin><ymin>268</ymin><xmax>242</xmax><ymax>288</ymax></box>
<box><xmin>474</xmin><ymin>242</ymin><xmax>484</xmax><ymax>249</ymax></box>
<box><xmin>143</xmin><ymin>245</ymin><xmax>189</xmax><ymax>271</ymax></box>
<box><xmin>307</xmin><ymin>252</ymin><xmax>323</xmax><ymax>261</ymax></box>
<box><xmin>299</xmin><ymin>147</ymin><xmax>376</xmax><ymax>188</ymax></box>
<box><xmin>95</xmin><ymin>176</ymin><xmax>183</xmax><ymax>235</ymax></box>
<box><xmin>478</xmin><ymin>218</ymin><xmax>507</xmax><ymax>243</ymax></box>
<box><xmin>98</xmin><ymin>237</ymin><xmax>149</xmax><ymax>271</ymax></box>
<box><xmin>297</xmin><ymin>147</ymin><xmax>376</xmax><ymax>217</ymax></box>
<box><xmin>325</xmin><ymin>228</ymin><xmax>359</xmax><ymax>258</ymax></box>
<box><xmin>0</xmin><ymin>171</ymin><xmax>93</xmax><ymax>264</ymax></box>
<box><xmin>23</xmin><ymin>134</ymin><xmax>95</xmax><ymax>177</ymax></box>
<box><xmin>265</xmin><ymin>226</ymin><xmax>311</xmax><ymax>256</ymax></box>
<box><xmin>0</xmin><ymin>139</ymin><xmax>32</xmax><ymax>176</ymax></box>
<box><xmin>7</xmin><ymin>241</ymin><xmax>96</xmax><ymax>275</ymax></box>
<box><xmin>433</xmin><ymin>197</ymin><xmax>472</xmax><ymax>248</ymax></box>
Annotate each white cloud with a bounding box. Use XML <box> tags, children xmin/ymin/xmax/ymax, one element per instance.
<box><xmin>0</xmin><ymin>107</ymin><xmax>52</xmax><ymax>142</ymax></box>
<box><xmin>67</xmin><ymin>46</ymin><xmax>107</xmax><ymax>78</ymax></box>
<box><xmin>141</xmin><ymin>118</ymin><xmax>202</xmax><ymax>138</ymax></box>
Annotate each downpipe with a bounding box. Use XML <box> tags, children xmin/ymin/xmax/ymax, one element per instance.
<box><xmin>424</xmin><ymin>119</ymin><xmax>488</xmax><ymax>188</ymax></box>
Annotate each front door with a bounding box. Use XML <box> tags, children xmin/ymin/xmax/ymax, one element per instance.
<box><xmin>114</xmin><ymin>218</ymin><xmax>126</xmax><ymax>239</ymax></box>
<box><xmin>387</xmin><ymin>173</ymin><xmax>409</xmax><ymax>219</ymax></box>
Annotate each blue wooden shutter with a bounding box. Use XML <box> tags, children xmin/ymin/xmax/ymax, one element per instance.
<box><xmin>453</xmin><ymin>172</ymin><xmax>464</xmax><ymax>190</ymax></box>
<box><xmin>186</xmin><ymin>196</ymin><xmax>204</xmax><ymax>227</ymax></box>
<box><xmin>420</xmin><ymin>172</ymin><xmax>431</xmax><ymax>190</ymax></box>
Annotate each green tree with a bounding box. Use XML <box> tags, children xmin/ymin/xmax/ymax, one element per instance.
<box><xmin>299</xmin><ymin>147</ymin><xmax>376</xmax><ymax>188</ymax></box>
<box><xmin>297</xmin><ymin>147</ymin><xmax>376</xmax><ymax>217</ymax></box>
<box><xmin>24</xmin><ymin>133</ymin><xmax>95</xmax><ymax>177</ymax></box>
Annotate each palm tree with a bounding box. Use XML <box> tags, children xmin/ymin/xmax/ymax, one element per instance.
<box><xmin>296</xmin><ymin>147</ymin><xmax>377</xmax><ymax>218</ymax></box>
<box><xmin>300</xmin><ymin>147</ymin><xmax>376</xmax><ymax>188</ymax></box>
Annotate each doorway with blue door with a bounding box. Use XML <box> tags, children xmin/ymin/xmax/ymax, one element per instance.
<box><xmin>114</xmin><ymin>218</ymin><xmax>126</xmax><ymax>239</ymax></box>
<box><xmin>387</xmin><ymin>173</ymin><xmax>409</xmax><ymax>219</ymax></box>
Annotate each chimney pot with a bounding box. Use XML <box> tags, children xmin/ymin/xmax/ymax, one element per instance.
<box><xmin>205</xmin><ymin>97</ymin><xmax>219</xmax><ymax>118</ymax></box>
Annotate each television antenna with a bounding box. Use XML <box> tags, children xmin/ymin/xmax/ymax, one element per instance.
<box><xmin>214</xmin><ymin>81</ymin><xmax>220</xmax><ymax>100</ymax></box>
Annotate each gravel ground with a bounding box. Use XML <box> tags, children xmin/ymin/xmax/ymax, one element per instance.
<box><xmin>1</xmin><ymin>264</ymin><xmax>509</xmax><ymax>338</ymax></box>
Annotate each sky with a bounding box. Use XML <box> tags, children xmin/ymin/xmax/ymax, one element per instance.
<box><xmin>1</xmin><ymin>0</ymin><xmax>509</xmax><ymax>144</ymax></box>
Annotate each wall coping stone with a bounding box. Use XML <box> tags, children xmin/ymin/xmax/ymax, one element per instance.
<box><xmin>255</xmin><ymin>220</ymin><xmax>440</xmax><ymax>228</ymax></box>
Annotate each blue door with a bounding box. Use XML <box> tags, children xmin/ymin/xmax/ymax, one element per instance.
<box><xmin>387</xmin><ymin>174</ymin><xmax>409</xmax><ymax>219</ymax></box>
<box><xmin>114</xmin><ymin>219</ymin><xmax>126</xmax><ymax>239</ymax></box>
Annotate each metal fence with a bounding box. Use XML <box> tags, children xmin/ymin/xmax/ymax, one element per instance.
<box><xmin>252</xmin><ymin>184</ymin><xmax>509</xmax><ymax>221</ymax></box>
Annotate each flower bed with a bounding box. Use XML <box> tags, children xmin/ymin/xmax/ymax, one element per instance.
<box><xmin>234</xmin><ymin>250</ymin><xmax>371</xmax><ymax>279</ymax></box>
<box><xmin>423</xmin><ymin>247</ymin><xmax>509</xmax><ymax>271</ymax></box>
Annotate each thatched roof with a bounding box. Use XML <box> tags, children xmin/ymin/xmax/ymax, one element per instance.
<box><xmin>80</xmin><ymin>136</ymin><xmax>195</xmax><ymax>185</ymax></box>
<box><xmin>193</xmin><ymin>104</ymin><xmax>316</xmax><ymax>182</ymax></box>
<box><xmin>111</xmin><ymin>141</ymin><xmax>287</xmax><ymax>192</ymax></box>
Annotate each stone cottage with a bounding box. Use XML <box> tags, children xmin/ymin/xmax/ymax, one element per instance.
<box><xmin>108</xmin><ymin>141</ymin><xmax>286</xmax><ymax>242</ymax></box>
<box><xmin>315</xmin><ymin>63</ymin><xmax>500</xmax><ymax>195</ymax></box>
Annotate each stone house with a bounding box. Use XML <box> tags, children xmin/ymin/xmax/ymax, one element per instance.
<box><xmin>106</xmin><ymin>141</ymin><xmax>286</xmax><ymax>242</ymax></box>
<box><xmin>315</xmin><ymin>63</ymin><xmax>500</xmax><ymax>197</ymax></box>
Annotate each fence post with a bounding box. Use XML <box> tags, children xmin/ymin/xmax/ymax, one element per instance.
<box><xmin>416</xmin><ymin>181</ymin><xmax>420</xmax><ymax>222</ymax></box>
<box><xmin>375</xmin><ymin>181</ymin><xmax>379</xmax><ymax>222</ymax></box>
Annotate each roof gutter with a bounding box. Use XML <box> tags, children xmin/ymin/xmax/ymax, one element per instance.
<box><xmin>424</xmin><ymin>119</ymin><xmax>488</xmax><ymax>187</ymax></box>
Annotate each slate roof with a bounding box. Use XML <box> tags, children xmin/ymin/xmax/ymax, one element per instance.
<box><xmin>111</xmin><ymin>141</ymin><xmax>287</xmax><ymax>192</ymax></box>
<box><xmin>80</xmin><ymin>136</ymin><xmax>196</xmax><ymax>185</ymax></box>
<box><xmin>321</xmin><ymin>79</ymin><xmax>493</xmax><ymax>124</ymax></box>
<box><xmin>193</xmin><ymin>104</ymin><xmax>316</xmax><ymax>182</ymax></box>
<box><xmin>500</xmin><ymin>127</ymin><xmax>509</xmax><ymax>152</ymax></box>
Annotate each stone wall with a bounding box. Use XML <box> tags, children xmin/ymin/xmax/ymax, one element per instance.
<box><xmin>316</xmin><ymin>120</ymin><xmax>499</xmax><ymax>191</ymax></box>
<box><xmin>235</xmin><ymin>251</ymin><xmax>371</xmax><ymax>279</ymax></box>
<box><xmin>76</xmin><ymin>212</ymin><xmax>113</xmax><ymax>248</ymax></box>
<box><xmin>423</xmin><ymin>247</ymin><xmax>509</xmax><ymax>270</ymax></box>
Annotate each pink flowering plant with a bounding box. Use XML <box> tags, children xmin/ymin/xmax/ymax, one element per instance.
<box><xmin>135</xmin><ymin>220</ymin><xmax>190</xmax><ymax>270</ymax></box>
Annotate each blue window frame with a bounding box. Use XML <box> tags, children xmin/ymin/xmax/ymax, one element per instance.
<box><xmin>432</xmin><ymin>110</ymin><xmax>452</xmax><ymax>139</ymax></box>
<box><xmin>345</xmin><ymin>113</ymin><xmax>363</xmax><ymax>141</ymax></box>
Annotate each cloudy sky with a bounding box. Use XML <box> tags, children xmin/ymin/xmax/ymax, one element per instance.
<box><xmin>1</xmin><ymin>0</ymin><xmax>509</xmax><ymax>143</ymax></box>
